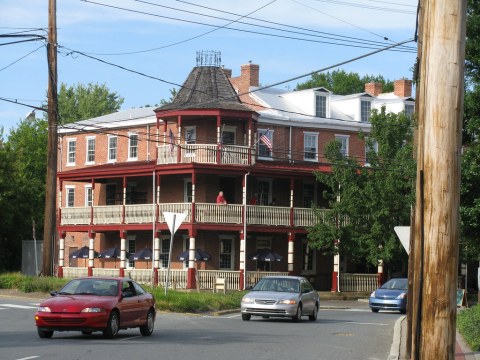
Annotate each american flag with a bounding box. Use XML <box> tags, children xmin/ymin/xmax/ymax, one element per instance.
<box><xmin>259</xmin><ymin>131</ymin><xmax>272</xmax><ymax>151</ymax></box>
<box><xmin>169</xmin><ymin>129</ymin><xmax>174</xmax><ymax>153</ymax></box>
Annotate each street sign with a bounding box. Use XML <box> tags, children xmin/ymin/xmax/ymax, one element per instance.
<box><xmin>163</xmin><ymin>211</ymin><xmax>187</xmax><ymax>234</ymax></box>
<box><xmin>394</xmin><ymin>226</ymin><xmax>410</xmax><ymax>254</ymax></box>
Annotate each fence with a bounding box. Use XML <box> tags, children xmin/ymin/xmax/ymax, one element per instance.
<box><xmin>339</xmin><ymin>273</ymin><xmax>378</xmax><ymax>292</ymax></box>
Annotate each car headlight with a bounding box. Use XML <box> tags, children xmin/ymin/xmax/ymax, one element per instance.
<box><xmin>81</xmin><ymin>307</ymin><xmax>105</xmax><ymax>313</ymax></box>
<box><xmin>370</xmin><ymin>291</ymin><xmax>376</xmax><ymax>298</ymax></box>
<box><xmin>396</xmin><ymin>292</ymin><xmax>407</xmax><ymax>300</ymax></box>
<box><xmin>278</xmin><ymin>299</ymin><xmax>297</xmax><ymax>305</ymax></box>
<box><xmin>37</xmin><ymin>306</ymin><xmax>51</xmax><ymax>312</ymax></box>
<box><xmin>241</xmin><ymin>297</ymin><xmax>254</xmax><ymax>304</ymax></box>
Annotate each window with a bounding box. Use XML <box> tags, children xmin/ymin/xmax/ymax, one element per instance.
<box><xmin>128</xmin><ymin>239</ymin><xmax>136</xmax><ymax>268</ymax></box>
<box><xmin>304</xmin><ymin>132</ymin><xmax>318</xmax><ymax>161</ymax></box>
<box><xmin>185</xmin><ymin>127</ymin><xmax>196</xmax><ymax>144</ymax></box>
<box><xmin>303</xmin><ymin>183</ymin><xmax>314</xmax><ymax>208</ymax></box>
<box><xmin>67</xmin><ymin>139</ymin><xmax>76</xmax><ymax>165</ymax></box>
<box><xmin>405</xmin><ymin>104</ymin><xmax>415</xmax><ymax>118</ymax></box>
<box><xmin>86</xmin><ymin>137</ymin><xmax>95</xmax><ymax>164</ymax></box>
<box><xmin>302</xmin><ymin>242</ymin><xmax>313</xmax><ymax>271</ymax></box>
<box><xmin>108</xmin><ymin>136</ymin><xmax>117</xmax><ymax>162</ymax></box>
<box><xmin>258</xmin><ymin>129</ymin><xmax>272</xmax><ymax>158</ymax></box>
<box><xmin>184</xmin><ymin>180</ymin><xmax>192</xmax><ymax>203</ymax></box>
<box><xmin>361</xmin><ymin>100</ymin><xmax>372</xmax><ymax>122</ymax></box>
<box><xmin>85</xmin><ymin>186</ymin><xmax>93</xmax><ymax>207</ymax></box>
<box><xmin>257</xmin><ymin>179</ymin><xmax>272</xmax><ymax>206</ymax></box>
<box><xmin>222</xmin><ymin>130</ymin><xmax>235</xmax><ymax>145</ymax></box>
<box><xmin>160</xmin><ymin>238</ymin><xmax>170</xmax><ymax>268</ymax></box>
<box><xmin>128</xmin><ymin>133</ymin><xmax>139</xmax><ymax>160</ymax></box>
<box><xmin>315</xmin><ymin>95</ymin><xmax>327</xmax><ymax>118</ymax></box>
<box><xmin>66</xmin><ymin>186</ymin><xmax>75</xmax><ymax>207</ymax></box>
<box><xmin>365</xmin><ymin>139</ymin><xmax>378</xmax><ymax>166</ymax></box>
<box><xmin>335</xmin><ymin>135</ymin><xmax>349</xmax><ymax>157</ymax></box>
<box><xmin>219</xmin><ymin>238</ymin><xmax>233</xmax><ymax>269</ymax></box>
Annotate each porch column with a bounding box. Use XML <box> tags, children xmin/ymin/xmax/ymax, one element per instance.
<box><xmin>289</xmin><ymin>178</ymin><xmax>294</xmax><ymax>226</ymax></box>
<box><xmin>122</xmin><ymin>177</ymin><xmax>127</xmax><ymax>224</ymax></box>
<box><xmin>88</xmin><ymin>230</ymin><xmax>95</xmax><ymax>277</ymax></box>
<box><xmin>187</xmin><ymin>230</ymin><xmax>196</xmax><ymax>289</ymax></box>
<box><xmin>331</xmin><ymin>252</ymin><xmax>340</xmax><ymax>292</ymax></box>
<box><xmin>58</xmin><ymin>231</ymin><xmax>65</xmax><ymax>278</ymax></box>
<box><xmin>288</xmin><ymin>232</ymin><xmax>295</xmax><ymax>274</ymax></box>
<box><xmin>119</xmin><ymin>230</ymin><xmax>127</xmax><ymax>277</ymax></box>
<box><xmin>154</xmin><ymin>230</ymin><xmax>161</xmax><ymax>285</ymax></box>
<box><xmin>58</xmin><ymin>180</ymin><xmax>63</xmax><ymax>226</ymax></box>
<box><xmin>216</xmin><ymin>115</ymin><xmax>221</xmax><ymax>164</ymax></box>
<box><xmin>191</xmin><ymin>172</ymin><xmax>196</xmax><ymax>223</ymax></box>
<box><xmin>176</xmin><ymin>115</ymin><xmax>182</xmax><ymax>163</ymax></box>
<box><xmin>377</xmin><ymin>260</ymin><xmax>384</xmax><ymax>287</ymax></box>
<box><xmin>239</xmin><ymin>231</ymin><xmax>245</xmax><ymax>290</ymax></box>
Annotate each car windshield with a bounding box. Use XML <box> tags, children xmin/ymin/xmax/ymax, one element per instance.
<box><xmin>380</xmin><ymin>278</ymin><xmax>408</xmax><ymax>291</ymax></box>
<box><xmin>60</xmin><ymin>279</ymin><xmax>119</xmax><ymax>296</ymax></box>
<box><xmin>252</xmin><ymin>278</ymin><xmax>300</xmax><ymax>293</ymax></box>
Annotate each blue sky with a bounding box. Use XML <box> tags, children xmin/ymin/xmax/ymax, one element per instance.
<box><xmin>1</xmin><ymin>0</ymin><xmax>418</xmax><ymax>137</ymax></box>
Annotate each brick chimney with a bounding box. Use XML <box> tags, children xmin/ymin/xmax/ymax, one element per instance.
<box><xmin>228</xmin><ymin>61</ymin><xmax>263</xmax><ymax>111</ymax></box>
<box><xmin>240</xmin><ymin>62</ymin><xmax>259</xmax><ymax>87</ymax></box>
<box><xmin>394</xmin><ymin>79</ymin><xmax>413</xmax><ymax>97</ymax></box>
<box><xmin>365</xmin><ymin>82</ymin><xmax>383</xmax><ymax>96</ymax></box>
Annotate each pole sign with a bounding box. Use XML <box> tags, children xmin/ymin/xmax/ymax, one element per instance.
<box><xmin>394</xmin><ymin>226</ymin><xmax>410</xmax><ymax>254</ymax></box>
<box><xmin>162</xmin><ymin>211</ymin><xmax>187</xmax><ymax>295</ymax></box>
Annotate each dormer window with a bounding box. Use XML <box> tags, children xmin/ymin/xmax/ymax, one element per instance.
<box><xmin>361</xmin><ymin>100</ymin><xmax>372</xmax><ymax>122</ymax></box>
<box><xmin>315</xmin><ymin>95</ymin><xmax>327</xmax><ymax>118</ymax></box>
<box><xmin>405</xmin><ymin>104</ymin><xmax>415</xmax><ymax>118</ymax></box>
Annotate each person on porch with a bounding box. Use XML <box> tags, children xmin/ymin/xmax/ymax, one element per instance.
<box><xmin>249</xmin><ymin>193</ymin><xmax>258</xmax><ymax>205</ymax></box>
<box><xmin>216</xmin><ymin>191</ymin><xmax>227</xmax><ymax>205</ymax></box>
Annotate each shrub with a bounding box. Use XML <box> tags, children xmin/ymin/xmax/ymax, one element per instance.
<box><xmin>457</xmin><ymin>305</ymin><xmax>480</xmax><ymax>351</ymax></box>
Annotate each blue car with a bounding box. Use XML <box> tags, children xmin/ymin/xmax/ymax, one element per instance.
<box><xmin>369</xmin><ymin>278</ymin><xmax>407</xmax><ymax>314</ymax></box>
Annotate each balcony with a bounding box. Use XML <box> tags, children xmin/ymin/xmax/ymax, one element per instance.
<box><xmin>60</xmin><ymin>203</ymin><xmax>326</xmax><ymax>228</ymax></box>
<box><xmin>157</xmin><ymin>144</ymin><xmax>255</xmax><ymax>165</ymax></box>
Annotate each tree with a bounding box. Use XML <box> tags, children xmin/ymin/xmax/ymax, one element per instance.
<box><xmin>295</xmin><ymin>69</ymin><xmax>394</xmax><ymax>95</ymax></box>
<box><xmin>307</xmin><ymin>107</ymin><xmax>415</xmax><ymax>267</ymax></box>
<box><xmin>57</xmin><ymin>82</ymin><xmax>124</xmax><ymax>124</ymax></box>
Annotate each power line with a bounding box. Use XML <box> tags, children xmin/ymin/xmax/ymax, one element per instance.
<box><xmin>311</xmin><ymin>0</ymin><xmax>416</xmax><ymax>14</ymax></box>
<box><xmin>0</xmin><ymin>44</ymin><xmax>45</xmax><ymax>72</ymax></box>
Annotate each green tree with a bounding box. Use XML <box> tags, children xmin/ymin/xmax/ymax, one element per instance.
<box><xmin>307</xmin><ymin>107</ymin><xmax>415</xmax><ymax>266</ymax></box>
<box><xmin>295</xmin><ymin>69</ymin><xmax>394</xmax><ymax>95</ymax></box>
<box><xmin>57</xmin><ymin>82</ymin><xmax>124</xmax><ymax>124</ymax></box>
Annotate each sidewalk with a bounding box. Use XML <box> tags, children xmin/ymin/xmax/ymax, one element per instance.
<box><xmin>395</xmin><ymin>315</ymin><xmax>480</xmax><ymax>360</ymax></box>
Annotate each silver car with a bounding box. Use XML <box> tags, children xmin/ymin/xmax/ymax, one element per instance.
<box><xmin>241</xmin><ymin>276</ymin><xmax>319</xmax><ymax>322</ymax></box>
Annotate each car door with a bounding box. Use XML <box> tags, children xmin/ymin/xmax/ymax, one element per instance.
<box><xmin>132</xmin><ymin>281</ymin><xmax>151</xmax><ymax>325</ymax></box>
<box><xmin>117</xmin><ymin>280</ymin><xmax>139</xmax><ymax>326</ymax></box>
<box><xmin>300</xmin><ymin>279</ymin><xmax>315</xmax><ymax>314</ymax></box>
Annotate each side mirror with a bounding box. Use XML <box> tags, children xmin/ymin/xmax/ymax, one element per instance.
<box><xmin>50</xmin><ymin>291</ymin><xmax>58</xmax><ymax>296</ymax></box>
<box><xmin>244</xmin><ymin>285</ymin><xmax>253</xmax><ymax>291</ymax></box>
<box><xmin>122</xmin><ymin>290</ymin><xmax>134</xmax><ymax>298</ymax></box>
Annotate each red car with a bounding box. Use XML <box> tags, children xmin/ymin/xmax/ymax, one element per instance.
<box><xmin>35</xmin><ymin>277</ymin><xmax>156</xmax><ymax>339</ymax></box>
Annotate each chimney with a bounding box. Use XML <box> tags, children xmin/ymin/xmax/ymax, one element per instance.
<box><xmin>394</xmin><ymin>79</ymin><xmax>413</xmax><ymax>98</ymax></box>
<box><xmin>365</xmin><ymin>82</ymin><xmax>383</xmax><ymax>96</ymax></box>
<box><xmin>240</xmin><ymin>61</ymin><xmax>260</xmax><ymax>87</ymax></box>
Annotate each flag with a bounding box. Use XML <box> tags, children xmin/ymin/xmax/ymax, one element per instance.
<box><xmin>169</xmin><ymin>129</ymin><xmax>174</xmax><ymax>153</ymax></box>
<box><xmin>259</xmin><ymin>131</ymin><xmax>272</xmax><ymax>151</ymax></box>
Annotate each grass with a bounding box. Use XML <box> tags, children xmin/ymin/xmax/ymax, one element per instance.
<box><xmin>457</xmin><ymin>304</ymin><xmax>480</xmax><ymax>351</ymax></box>
<box><xmin>0</xmin><ymin>272</ymin><xmax>245</xmax><ymax>313</ymax></box>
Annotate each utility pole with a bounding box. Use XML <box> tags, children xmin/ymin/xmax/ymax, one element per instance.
<box><xmin>42</xmin><ymin>0</ymin><xmax>58</xmax><ymax>276</ymax></box>
<box><xmin>412</xmin><ymin>1</ymin><xmax>467</xmax><ymax>359</ymax></box>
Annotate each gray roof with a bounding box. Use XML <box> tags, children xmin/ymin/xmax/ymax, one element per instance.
<box><xmin>156</xmin><ymin>66</ymin><xmax>253</xmax><ymax>112</ymax></box>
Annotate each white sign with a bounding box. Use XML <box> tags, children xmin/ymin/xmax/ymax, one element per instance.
<box><xmin>163</xmin><ymin>211</ymin><xmax>187</xmax><ymax>234</ymax></box>
<box><xmin>394</xmin><ymin>226</ymin><xmax>410</xmax><ymax>254</ymax></box>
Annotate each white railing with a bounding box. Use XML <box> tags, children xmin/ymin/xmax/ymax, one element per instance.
<box><xmin>125</xmin><ymin>204</ymin><xmax>155</xmax><ymax>223</ymax></box>
<box><xmin>181</xmin><ymin>144</ymin><xmax>217</xmax><ymax>164</ymax></box>
<box><xmin>62</xmin><ymin>267</ymin><xmax>88</xmax><ymax>278</ymax></box>
<box><xmin>125</xmin><ymin>269</ymin><xmax>155</xmax><ymax>284</ymax></box>
<box><xmin>157</xmin><ymin>145</ymin><xmax>178</xmax><ymax>164</ymax></box>
<box><xmin>158</xmin><ymin>269</ymin><xmax>188</xmax><ymax>289</ymax></box>
<box><xmin>158</xmin><ymin>203</ymin><xmax>192</xmax><ymax>222</ymax></box>
<box><xmin>93</xmin><ymin>268</ymin><xmax>119</xmax><ymax>277</ymax></box>
<box><xmin>294</xmin><ymin>208</ymin><xmax>327</xmax><ymax>227</ymax></box>
<box><xmin>248</xmin><ymin>205</ymin><xmax>290</xmax><ymax>226</ymax></box>
<box><xmin>61</xmin><ymin>207</ymin><xmax>91</xmax><ymax>225</ymax></box>
<box><xmin>221</xmin><ymin>145</ymin><xmax>251</xmax><ymax>165</ymax></box>
<box><xmin>245</xmin><ymin>271</ymin><xmax>289</xmax><ymax>288</ymax></box>
<box><xmin>195</xmin><ymin>203</ymin><xmax>243</xmax><ymax>224</ymax></box>
<box><xmin>340</xmin><ymin>273</ymin><xmax>378</xmax><ymax>292</ymax></box>
<box><xmin>93</xmin><ymin>205</ymin><xmax>123</xmax><ymax>225</ymax></box>
<box><xmin>197</xmin><ymin>270</ymin><xmax>241</xmax><ymax>290</ymax></box>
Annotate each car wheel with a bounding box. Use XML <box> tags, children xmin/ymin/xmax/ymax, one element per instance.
<box><xmin>292</xmin><ymin>305</ymin><xmax>302</xmax><ymax>322</ymax></box>
<box><xmin>242</xmin><ymin>314</ymin><xmax>251</xmax><ymax>321</ymax></box>
<box><xmin>81</xmin><ymin>331</ymin><xmax>92</xmax><ymax>335</ymax></box>
<box><xmin>400</xmin><ymin>309</ymin><xmax>407</xmax><ymax>314</ymax></box>
<box><xmin>309</xmin><ymin>304</ymin><xmax>318</xmax><ymax>321</ymax></box>
<box><xmin>140</xmin><ymin>310</ymin><xmax>155</xmax><ymax>336</ymax></box>
<box><xmin>37</xmin><ymin>328</ymin><xmax>53</xmax><ymax>339</ymax></box>
<box><xmin>103</xmin><ymin>310</ymin><xmax>120</xmax><ymax>339</ymax></box>
<box><xmin>371</xmin><ymin>308</ymin><xmax>379</xmax><ymax>313</ymax></box>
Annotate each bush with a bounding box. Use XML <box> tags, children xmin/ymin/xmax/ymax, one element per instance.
<box><xmin>0</xmin><ymin>272</ymin><xmax>68</xmax><ymax>293</ymax></box>
<box><xmin>457</xmin><ymin>305</ymin><xmax>480</xmax><ymax>351</ymax></box>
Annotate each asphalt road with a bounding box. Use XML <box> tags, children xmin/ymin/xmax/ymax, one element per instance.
<box><xmin>0</xmin><ymin>295</ymin><xmax>401</xmax><ymax>360</ymax></box>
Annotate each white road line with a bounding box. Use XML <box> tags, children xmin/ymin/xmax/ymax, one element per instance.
<box><xmin>341</xmin><ymin>321</ymin><xmax>389</xmax><ymax>326</ymax></box>
<box><xmin>15</xmin><ymin>356</ymin><xmax>40</xmax><ymax>360</ymax></box>
<box><xmin>0</xmin><ymin>304</ymin><xmax>37</xmax><ymax>309</ymax></box>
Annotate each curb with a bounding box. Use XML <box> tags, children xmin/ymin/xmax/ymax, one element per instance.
<box><xmin>388</xmin><ymin>315</ymin><xmax>405</xmax><ymax>360</ymax></box>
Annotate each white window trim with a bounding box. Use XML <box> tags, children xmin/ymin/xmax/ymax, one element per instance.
<box><xmin>84</xmin><ymin>185</ymin><xmax>93</xmax><ymax>207</ymax></box>
<box><xmin>301</xmin><ymin>239</ymin><xmax>317</xmax><ymax>275</ymax></box>
<box><xmin>314</xmin><ymin>93</ymin><xmax>329</xmax><ymax>118</ymax></box>
<box><xmin>335</xmin><ymin>134</ymin><xmax>350</xmax><ymax>157</ymax></box>
<box><xmin>184</xmin><ymin>126</ymin><xmax>197</xmax><ymax>144</ymax></box>
<box><xmin>184</xmin><ymin>179</ymin><xmax>193</xmax><ymax>203</ymax></box>
<box><xmin>303</xmin><ymin>131</ymin><xmax>319</xmax><ymax>162</ymax></box>
<box><xmin>257</xmin><ymin>178</ymin><xmax>273</xmax><ymax>205</ymax></box>
<box><xmin>257</xmin><ymin>128</ymin><xmax>273</xmax><ymax>161</ymax></box>
<box><xmin>219</xmin><ymin>235</ymin><xmax>235</xmax><ymax>270</ymax></box>
<box><xmin>65</xmin><ymin>185</ymin><xmax>75</xmax><ymax>208</ymax></box>
<box><xmin>85</xmin><ymin>136</ymin><xmax>96</xmax><ymax>165</ymax></box>
<box><xmin>360</xmin><ymin>99</ymin><xmax>372</xmax><ymax>123</ymax></box>
<box><xmin>107</xmin><ymin>135</ymin><xmax>118</xmax><ymax>163</ymax></box>
<box><xmin>128</xmin><ymin>132</ymin><xmax>139</xmax><ymax>161</ymax></box>
<box><xmin>364</xmin><ymin>138</ymin><xmax>378</xmax><ymax>167</ymax></box>
<box><xmin>182</xmin><ymin>236</ymin><xmax>189</xmax><ymax>269</ymax></box>
<box><xmin>160</xmin><ymin>236</ymin><xmax>171</xmax><ymax>269</ymax></box>
<box><xmin>66</xmin><ymin>138</ymin><xmax>76</xmax><ymax>166</ymax></box>
<box><xmin>222</xmin><ymin>125</ymin><xmax>237</xmax><ymax>145</ymax></box>
<box><xmin>127</xmin><ymin>235</ymin><xmax>136</xmax><ymax>269</ymax></box>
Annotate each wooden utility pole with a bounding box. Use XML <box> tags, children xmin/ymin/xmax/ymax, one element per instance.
<box><xmin>412</xmin><ymin>1</ymin><xmax>467</xmax><ymax>359</ymax></box>
<box><xmin>42</xmin><ymin>0</ymin><xmax>58</xmax><ymax>276</ymax></box>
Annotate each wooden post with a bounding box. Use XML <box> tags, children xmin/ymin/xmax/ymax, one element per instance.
<box><xmin>42</xmin><ymin>0</ymin><xmax>58</xmax><ymax>276</ymax></box>
<box><xmin>413</xmin><ymin>1</ymin><xmax>466</xmax><ymax>359</ymax></box>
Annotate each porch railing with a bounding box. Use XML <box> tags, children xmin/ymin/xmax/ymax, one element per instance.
<box><xmin>339</xmin><ymin>273</ymin><xmax>378</xmax><ymax>292</ymax></box>
<box><xmin>195</xmin><ymin>203</ymin><xmax>243</xmax><ymax>224</ymax></box>
<box><xmin>197</xmin><ymin>270</ymin><xmax>241</xmax><ymax>290</ymax></box>
<box><xmin>245</xmin><ymin>271</ymin><xmax>289</xmax><ymax>288</ymax></box>
<box><xmin>94</xmin><ymin>205</ymin><xmax>122</xmax><ymax>225</ymax></box>
<box><xmin>248</xmin><ymin>205</ymin><xmax>290</xmax><ymax>226</ymax></box>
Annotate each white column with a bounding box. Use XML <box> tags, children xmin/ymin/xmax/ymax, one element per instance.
<box><xmin>154</xmin><ymin>235</ymin><xmax>160</xmax><ymax>269</ymax></box>
<box><xmin>88</xmin><ymin>236</ymin><xmax>95</xmax><ymax>268</ymax></box>
<box><xmin>188</xmin><ymin>237</ymin><xmax>196</xmax><ymax>269</ymax></box>
<box><xmin>288</xmin><ymin>236</ymin><xmax>294</xmax><ymax>272</ymax></box>
<box><xmin>59</xmin><ymin>237</ymin><xmax>65</xmax><ymax>267</ymax></box>
<box><xmin>120</xmin><ymin>236</ymin><xmax>126</xmax><ymax>269</ymax></box>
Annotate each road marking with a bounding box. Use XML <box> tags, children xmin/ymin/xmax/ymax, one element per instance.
<box><xmin>341</xmin><ymin>321</ymin><xmax>388</xmax><ymax>326</ymax></box>
<box><xmin>0</xmin><ymin>304</ymin><xmax>37</xmax><ymax>309</ymax></box>
<box><xmin>15</xmin><ymin>356</ymin><xmax>39</xmax><ymax>360</ymax></box>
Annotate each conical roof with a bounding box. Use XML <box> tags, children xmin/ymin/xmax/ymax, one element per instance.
<box><xmin>156</xmin><ymin>66</ymin><xmax>253</xmax><ymax>112</ymax></box>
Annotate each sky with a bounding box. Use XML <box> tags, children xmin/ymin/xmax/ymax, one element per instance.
<box><xmin>1</xmin><ymin>0</ymin><xmax>418</xmax><ymax>138</ymax></box>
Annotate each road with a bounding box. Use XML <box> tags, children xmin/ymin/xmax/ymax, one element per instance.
<box><xmin>0</xmin><ymin>295</ymin><xmax>401</xmax><ymax>360</ymax></box>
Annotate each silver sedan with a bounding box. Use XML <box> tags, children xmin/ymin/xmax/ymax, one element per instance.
<box><xmin>241</xmin><ymin>276</ymin><xmax>319</xmax><ymax>322</ymax></box>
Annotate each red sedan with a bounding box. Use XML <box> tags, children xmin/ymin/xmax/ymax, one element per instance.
<box><xmin>35</xmin><ymin>277</ymin><xmax>156</xmax><ymax>339</ymax></box>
